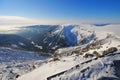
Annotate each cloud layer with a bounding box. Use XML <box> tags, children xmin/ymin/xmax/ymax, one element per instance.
<box><xmin>0</xmin><ymin>16</ymin><xmax>118</xmax><ymax>26</ymax></box>
<box><xmin>0</xmin><ymin>16</ymin><xmax>81</xmax><ymax>25</ymax></box>
<box><xmin>0</xmin><ymin>16</ymin><xmax>40</xmax><ymax>25</ymax></box>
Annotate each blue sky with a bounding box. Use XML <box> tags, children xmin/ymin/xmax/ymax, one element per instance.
<box><xmin>0</xmin><ymin>0</ymin><xmax>120</xmax><ymax>24</ymax></box>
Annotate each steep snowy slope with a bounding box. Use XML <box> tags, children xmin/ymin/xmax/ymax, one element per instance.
<box><xmin>17</xmin><ymin>24</ymin><xmax>120</xmax><ymax>80</ymax></box>
<box><xmin>43</xmin><ymin>25</ymin><xmax>94</xmax><ymax>51</ymax></box>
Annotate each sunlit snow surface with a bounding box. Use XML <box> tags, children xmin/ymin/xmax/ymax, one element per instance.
<box><xmin>0</xmin><ymin>24</ymin><xmax>120</xmax><ymax>80</ymax></box>
<box><xmin>17</xmin><ymin>24</ymin><xmax>120</xmax><ymax>80</ymax></box>
<box><xmin>0</xmin><ymin>48</ymin><xmax>49</xmax><ymax>80</ymax></box>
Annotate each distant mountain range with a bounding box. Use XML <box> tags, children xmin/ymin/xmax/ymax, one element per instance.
<box><xmin>0</xmin><ymin>25</ymin><xmax>94</xmax><ymax>53</ymax></box>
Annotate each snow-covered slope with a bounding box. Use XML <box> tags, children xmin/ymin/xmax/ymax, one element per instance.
<box><xmin>17</xmin><ymin>52</ymin><xmax>120</xmax><ymax>80</ymax></box>
<box><xmin>17</xmin><ymin>24</ymin><xmax>120</xmax><ymax>80</ymax></box>
<box><xmin>0</xmin><ymin>48</ymin><xmax>49</xmax><ymax>80</ymax></box>
<box><xmin>43</xmin><ymin>25</ymin><xmax>95</xmax><ymax>51</ymax></box>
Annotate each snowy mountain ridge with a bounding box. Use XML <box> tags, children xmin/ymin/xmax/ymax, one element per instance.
<box><xmin>17</xmin><ymin>24</ymin><xmax>120</xmax><ymax>80</ymax></box>
<box><xmin>0</xmin><ymin>24</ymin><xmax>120</xmax><ymax>80</ymax></box>
<box><xmin>0</xmin><ymin>24</ymin><xmax>99</xmax><ymax>53</ymax></box>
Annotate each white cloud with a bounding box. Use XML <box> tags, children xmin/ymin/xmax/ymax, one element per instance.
<box><xmin>0</xmin><ymin>16</ymin><xmax>80</xmax><ymax>25</ymax></box>
<box><xmin>0</xmin><ymin>16</ymin><xmax>82</xmax><ymax>34</ymax></box>
<box><xmin>0</xmin><ymin>16</ymin><xmax>40</xmax><ymax>25</ymax></box>
<box><xmin>0</xmin><ymin>16</ymin><xmax>40</xmax><ymax>33</ymax></box>
<box><xmin>0</xmin><ymin>16</ymin><xmax>119</xmax><ymax>34</ymax></box>
<box><xmin>0</xmin><ymin>16</ymin><xmax>118</xmax><ymax>26</ymax></box>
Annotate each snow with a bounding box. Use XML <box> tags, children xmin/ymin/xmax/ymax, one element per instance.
<box><xmin>86</xmin><ymin>35</ymin><xmax>120</xmax><ymax>55</ymax></box>
<box><xmin>31</xmin><ymin>41</ymin><xmax>43</xmax><ymax>49</ymax></box>
<box><xmin>62</xmin><ymin>25</ymin><xmax>77</xmax><ymax>46</ymax></box>
<box><xmin>35</xmin><ymin>45</ymin><xmax>43</xmax><ymax>49</ymax></box>
<box><xmin>17</xmin><ymin>55</ymin><xmax>90</xmax><ymax>80</ymax></box>
<box><xmin>71</xmin><ymin>25</ymin><xmax>94</xmax><ymax>44</ymax></box>
<box><xmin>93</xmin><ymin>24</ymin><xmax>120</xmax><ymax>39</ymax></box>
<box><xmin>0</xmin><ymin>24</ymin><xmax>120</xmax><ymax>80</ymax></box>
<box><xmin>17</xmin><ymin>51</ymin><xmax>120</xmax><ymax>80</ymax></box>
<box><xmin>0</xmin><ymin>48</ymin><xmax>49</xmax><ymax>80</ymax></box>
<box><xmin>18</xmin><ymin>42</ymin><xmax>25</xmax><ymax>46</ymax></box>
<box><xmin>47</xmin><ymin>52</ymin><xmax>120</xmax><ymax>80</ymax></box>
<box><xmin>11</xmin><ymin>44</ymin><xmax>18</xmax><ymax>48</ymax></box>
<box><xmin>44</xmin><ymin>24</ymin><xmax>94</xmax><ymax>50</ymax></box>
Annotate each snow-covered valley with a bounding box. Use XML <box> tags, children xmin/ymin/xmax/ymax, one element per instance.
<box><xmin>0</xmin><ymin>24</ymin><xmax>120</xmax><ymax>80</ymax></box>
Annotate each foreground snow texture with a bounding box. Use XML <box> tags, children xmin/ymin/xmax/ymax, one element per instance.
<box><xmin>0</xmin><ymin>48</ymin><xmax>48</xmax><ymax>80</ymax></box>
<box><xmin>0</xmin><ymin>24</ymin><xmax>120</xmax><ymax>80</ymax></box>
